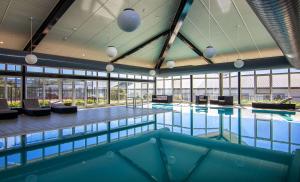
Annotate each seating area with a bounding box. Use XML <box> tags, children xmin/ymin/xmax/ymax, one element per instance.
<box><xmin>195</xmin><ymin>96</ymin><xmax>234</xmax><ymax>106</ymax></box>
<box><xmin>0</xmin><ymin>99</ymin><xmax>18</xmax><ymax>120</ymax></box>
<box><xmin>152</xmin><ymin>95</ymin><xmax>173</xmax><ymax>103</ymax></box>
<box><xmin>0</xmin><ymin>99</ymin><xmax>78</xmax><ymax>119</ymax></box>
<box><xmin>195</xmin><ymin>95</ymin><xmax>209</xmax><ymax>104</ymax></box>
<box><xmin>51</xmin><ymin>102</ymin><xmax>78</xmax><ymax>114</ymax></box>
<box><xmin>252</xmin><ymin>102</ymin><xmax>296</xmax><ymax>110</ymax></box>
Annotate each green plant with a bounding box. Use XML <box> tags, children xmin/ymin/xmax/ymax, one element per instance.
<box><xmin>8</xmin><ymin>101</ymin><xmax>21</xmax><ymax>107</ymax></box>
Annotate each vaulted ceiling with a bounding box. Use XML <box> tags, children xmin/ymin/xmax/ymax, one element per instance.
<box><xmin>0</xmin><ymin>0</ymin><xmax>282</xmax><ymax>70</ymax></box>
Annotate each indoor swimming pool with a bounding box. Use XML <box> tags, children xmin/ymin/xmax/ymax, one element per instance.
<box><xmin>148</xmin><ymin>103</ymin><xmax>300</xmax><ymax>153</ymax></box>
<box><xmin>0</xmin><ymin>104</ymin><xmax>299</xmax><ymax>181</ymax></box>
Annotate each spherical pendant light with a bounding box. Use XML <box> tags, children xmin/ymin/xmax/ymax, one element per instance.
<box><xmin>25</xmin><ymin>17</ymin><xmax>38</xmax><ymax>65</ymax></box>
<box><xmin>25</xmin><ymin>54</ymin><xmax>38</xmax><ymax>65</ymax></box>
<box><xmin>149</xmin><ymin>70</ymin><xmax>156</xmax><ymax>76</ymax></box>
<box><xmin>204</xmin><ymin>46</ymin><xmax>217</xmax><ymax>59</ymax></box>
<box><xmin>234</xmin><ymin>59</ymin><xmax>244</xmax><ymax>68</ymax></box>
<box><xmin>117</xmin><ymin>8</ymin><xmax>141</xmax><ymax>32</ymax></box>
<box><xmin>166</xmin><ymin>60</ymin><xmax>176</xmax><ymax>69</ymax></box>
<box><xmin>106</xmin><ymin>64</ymin><xmax>114</xmax><ymax>72</ymax></box>
<box><xmin>106</xmin><ymin>46</ymin><xmax>117</xmax><ymax>58</ymax></box>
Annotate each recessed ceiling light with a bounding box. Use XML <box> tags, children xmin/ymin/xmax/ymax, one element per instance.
<box><xmin>72</xmin><ymin>27</ymin><xmax>77</xmax><ymax>31</ymax></box>
<box><xmin>0</xmin><ymin>41</ymin><xmax>4</xmax><ymax>44</ymax></box>
<box><xmin>82</xmin><ymin>53</ymin><xmax>86</xmax><ymax>57</ymax></box>
<box><xmin>63</xmin><ymin>36</ymin><xmax>68</xmax><ymax>40</ymax></box>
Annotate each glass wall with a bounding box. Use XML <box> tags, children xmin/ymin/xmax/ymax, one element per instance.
<box><xmin>156</xmin><ymin>76</ymin><xmax>190</xmax><ymax>103</ymax></box>
<box><xmin>1</xmin><ymin>62</ymin><xmax>300</xmax><ymax>108</ymax></box>
<box><xmin>192</xmin><ymin>74</ymin><xmax>219</xmax><ymax>101</ymax></box>
<box><xmin>0</xmin><ymin>76</ymin><xmax>22</xmax><ymax>107</ymax></box>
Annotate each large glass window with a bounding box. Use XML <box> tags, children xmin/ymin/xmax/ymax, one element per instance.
<box><xmin>193</xmin><ymin>74</ymin><xmax>206</xmax><ymax>101</ymax></box>
<box><xmin>206</xmin><ymin>74</ymin><xmax>219</xmax><ymax>100</ymax></box>
<box><xmin>74</xmin><ymin>80</ymin><xmax>85</xmax><ymax>106</ymax></box>
<box><xmin>26</xmin><ymin>77</ymin><xmax>43</xmax><ymax>101</ymax></box>
<box><xmin>1</xmin><ymin>77</ymin><xmax>22</xmax><ymax>107</ymax></box>
<box><xmin>62</xmin><ymin>79</ymin><xmax>73</xmax><ymax>105</ymax></box>
<box><xmin>241</xmin><ymin>71</ymin><xmax>255</xmax><ymax>105</ymax></box>
<box><xmin>272</xmin><ymin>69</ymin><xmax>289</xmax><ymax>101</ymax></box>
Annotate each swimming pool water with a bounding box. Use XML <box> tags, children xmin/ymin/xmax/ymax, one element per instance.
<box><xmin>147</xmin><ymin>103</ymin><xmax>300</xmax><ymax>153</ymax></box>
<box><xmin>0</xmin><ymin>104</ymin><xmax>299</xmax><ymax>180</ymax></box>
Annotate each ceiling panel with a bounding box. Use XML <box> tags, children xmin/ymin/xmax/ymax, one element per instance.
<box><xmin>0</xmin><ymin>0</ymin><xmax>283</xmax><ymax>69</ymax></box>
<box><xmin>118</xmin><ymin>35</ymin><xmax>167</xmax><ymax>68</ymax></box>
<box><xmin>0</xmin><ymin>0</ymin><xmax>59</xmax><ymax>50</ymax></box>
<box><xmin>35</xmin><ymin>0</ymin><xmax>180</xmax><ymax>66</ymax></box>
<box><xmin>165</xmin><ymin>37</ymin><xmax>200</xmax><ymax>62</ymax></box>
<box><xmin>180</xmin><ymin>0</ymin><xmax>281</xmax><ymax>64</ymax></box>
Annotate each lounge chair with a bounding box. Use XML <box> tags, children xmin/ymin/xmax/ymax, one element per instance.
<box><xmin>23</xmin><ymin>99</ymin><xmax>51</xmax><ymax>116</ymax></box>
<box><xmin>0</xmin><ymin>99</ymin><xmax>18</xmax><ymax>119</ymax></box>
<box><xmin>252</xmin><ymin>97</ymin><xmax>296</xmax><ymax>110</ymax></box>
<box><xmin>51</xmin><ymin>102</ymin><xmax>77</xmax><ymax>114</ymax></box>
<box><xmin>210</xmin><ymin>96</ymin><xmax>233</xmax><ymax>105</ymax></box>
<box><xmin>152</xmin><ymin>95</ymin><xmax>173</xmax><ymax>103</ymax></box>
<box><xmin>195</xmin><ymin>95</ymin><xmax>208</xmax><ymax>104</ymax></box>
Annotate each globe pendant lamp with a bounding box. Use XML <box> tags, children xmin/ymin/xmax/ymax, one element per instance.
<box><xmin>106</xmin><ymin>46</ymin><xmax>117</xmax><ymax>58</ymax></box>
<box><xmin>149</xmin><ymin>70</ymin><xmax>156</xmax><ymax>76</ymax></box>
<box><xmin>204</xmin><ymin>46</ymin><xmax>217</xmax><ymax>59</ymax></box>
<box><xmin>25</xmin><ymin>17</ymin><xmax>38</xmax><ymax>64</ymax></box>
<box><xmin>234</xmin><ymin>59</ymin><xmax>244</xmax><ymax>69</ymax></box>
<box><xmin>106</xmin><ymin>64</ymin><xmax>114</xmax><ymax>72</ymax></box>
<box><xmin>233</xmin><ymin>25</ymin><xmax>244</xmax><ymax>69</ymax></box>
<box><xmin>204</xmin><ymin>0</ymin><xmax>216</xmax><ymax>59</ymax></box>
<box><xmin>166</xmin><ymin>60</ymin><xmax>175</xmax><ymax>69</ymax></box>
<box><xmin>117</xmin><ymin>8</ymin><xmax>141</xmax><ymax>32</ymax></box>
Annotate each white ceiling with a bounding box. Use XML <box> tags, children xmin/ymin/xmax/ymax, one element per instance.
<box><xmin>34</xmin><ymin>0</ymin><xmax>180</xmax><ymax>68</ymax></box>
<box><xmin>0</xmin><ymin>0</ymin><xmax>282</xmax><ymax>69</ymax></box>
<box><xmin>0</xmin><ymin>0</ymin><xmax>59</xmax><ymax>50</ymax></box>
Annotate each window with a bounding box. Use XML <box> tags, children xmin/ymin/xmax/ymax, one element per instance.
<box><xmin>62</xmin><ymin>68</ymin><xmax>73</xmax><ymax>75</ymax></box>
<box><xmin>45</xmin><ymin>67</ymin><xmax>59</xmax><ymax>74</ymax></box>
<box><xmin>27</xmin><ymin>66</ymin><xmax>43</xmax><ymax>73</ymax></box>
<box><xmin>74</xmin><ymin>70</ymin><xmax>86</xmax><ymax>76</ymax></box>
<box><xmin>7</xmin><ymin>64</ymin><xmax>21</xmax><ymax>72</ymax></box>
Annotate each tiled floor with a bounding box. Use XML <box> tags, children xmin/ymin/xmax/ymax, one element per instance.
<box><xmin>0</xmin><ymin>106</ymin><xmax>166</xmax><ymax>137</ymax></box>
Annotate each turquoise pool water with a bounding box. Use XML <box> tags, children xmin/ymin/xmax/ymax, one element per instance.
<box><xmin>147</xmin><ymin>103</ymin><xmax>300</xmax><ymax>153</ymax></box>
<box><xmin>0</xmin><ymin>104</ymin><xmax>299</xmax><ymax>181</ymax></box>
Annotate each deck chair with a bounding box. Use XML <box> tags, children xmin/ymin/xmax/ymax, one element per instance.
<box><xmin>23</xmin><ymin>99</ymin><xmax>51</xmax><ymax>116</ymax></box>
<box><xmin>0</xmin><ymin>99</ymin><xmax>18</xmax><ymax>119</ymax></box>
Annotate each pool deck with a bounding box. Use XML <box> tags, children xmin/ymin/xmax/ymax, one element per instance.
<box><xmin>0</xmin><ymin>106</ymin><xmax>167</xmax><ymax>137</ymax></box>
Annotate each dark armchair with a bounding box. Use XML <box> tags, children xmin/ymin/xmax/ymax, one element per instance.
<box><xmin>195</xmin><ymin>95</ymin><xmax>208</xmax><ymax>104</ymax></box>
<box><xmin>0</xmin><ymin>99</ymin><xmax>18</xmax><ymax>120</ymax></box>
<box><xmin>210</xmin><ymin>96</ymin><xmax>233</xmax><ymax>105</ymax></box>
<box><xmin>151</xmin><ymin>95</ymin><xmax>173</xmax><ymax>103</ymax></box>
<box><xmin>23</xmin><ymin>99</ymin><xmax>51</xmax><ymax>116</ymax></box>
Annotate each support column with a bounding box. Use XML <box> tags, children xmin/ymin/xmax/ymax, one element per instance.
<box><xmin>238</xmin><ymin>72</ymin><xmax>241</xmax><ymax>105</ymax></box>
<box><xmin>219</xmin><ymin>73</ymin><xmax>223</xmax><ymax>96</ymax></box>
<box><xmin>21</xmin><ymin>65</ymin><xmax>26</xmax><ymax>107</ymax></box>
<box><xmin>108</xmin><ymin>73</ymin><xmax>111</xmax><ymax>104</ymax></box>
<box><xmin>72</xmin><ymin>80</ymin><xmax>75</xmax><ymax>106</ymax></box>
<box><xmin>58</xmin><ymin>79</ymin><xmax>63</xmax><ymax>101</ymax></box>
<box><xmin>84</xmin><ymin>80</ymin><xmax>87</xmax><ymax>107</ymax></box>
<box><xmin>190</xmin><ymin>75</ymin><xmax>193</xmax><ymax>103</ymax></box>
<box><xmin>96</xmin><ymin>81</ymin><xmax>99</xmax><ymax>104</ymax></box>
<box><xmin>154</xmin><ymin>77</ymin><xmax>157</xmax><ymax>95</ymax></box>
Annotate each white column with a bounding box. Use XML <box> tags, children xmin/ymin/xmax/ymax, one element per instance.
<box><xmin>58</xmin><ymin>79</ymin><xmax>63</xmax><ymax>102</ymax></box>
<box><xmin>72</xmin><ymin>80</ymin><xmax>75</xmax><ymax>106</ymax></box>
<box><xmin>84</xmin><ymin>80</ymin><xmax>87</xmax><ymax>107</ymax></box>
